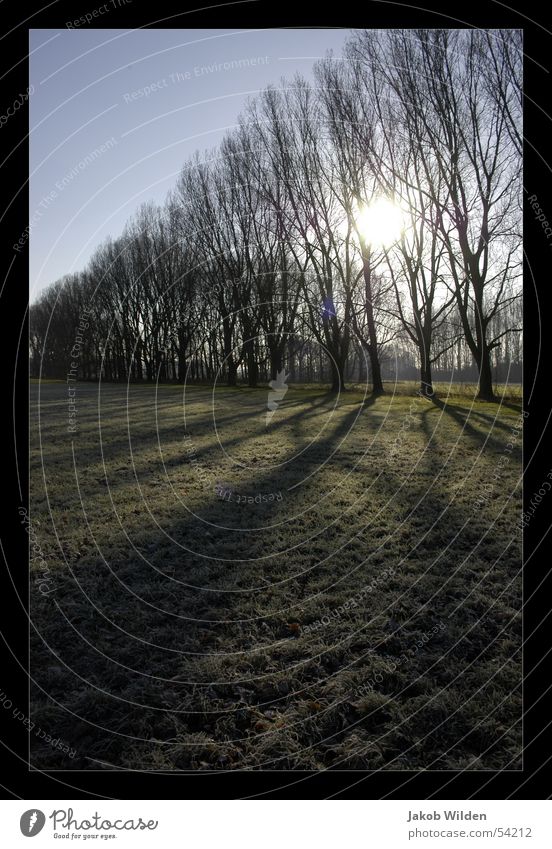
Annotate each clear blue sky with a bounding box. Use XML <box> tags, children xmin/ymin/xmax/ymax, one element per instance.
<box><xmin>29</xmin><ymin>28</ymin><xmax>352</xmax><ymax>301</ymax></box>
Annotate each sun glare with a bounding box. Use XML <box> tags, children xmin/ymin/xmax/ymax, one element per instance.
<box><xmin>356</xmin><ymin>198</ymin><xmax>404</xmax><ymax>247</ymax></box>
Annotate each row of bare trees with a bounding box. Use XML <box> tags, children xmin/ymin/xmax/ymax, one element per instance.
<box><xmin>30</xmin><ymin>29</ymin><xmax>522</xmax><ymax>399</ymax></box>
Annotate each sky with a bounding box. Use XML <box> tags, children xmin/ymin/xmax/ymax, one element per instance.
<box><xmin>29</xmin><ymin>28</ymin><xmax>352</xmax><ymax>301</ymax></box>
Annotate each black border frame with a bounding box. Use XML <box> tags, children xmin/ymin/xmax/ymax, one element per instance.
<box><xmin>1</xmin><ymin>0</ymin><xmax>551</xmax><ymax>799</ymax></box>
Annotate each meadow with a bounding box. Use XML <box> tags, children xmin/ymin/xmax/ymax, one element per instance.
<box><xmin>29</xmin><ymin>380</ymin><xmax>522</xmax><ymax>771</ymax></box>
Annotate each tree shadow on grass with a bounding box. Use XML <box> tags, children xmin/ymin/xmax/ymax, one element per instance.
<box><xmin>30</xmin><ymin>396</ymin><xmax>363</xmax><ymax>764</ymax></box>
<box><xmin>30</xmin><ymin>389</ymin><xmax>521</xmax><ymax>771</ymax></box>
<box><xmin>429</xmin><ymin>397</ymin><xmax>514</xmax><ymax>453</ymax></box>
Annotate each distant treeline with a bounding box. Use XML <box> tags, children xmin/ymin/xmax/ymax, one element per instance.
<box><xmin>30</xmin><ymin>29</ymin><xmax>522</xmax><ymax>399</ymax></box>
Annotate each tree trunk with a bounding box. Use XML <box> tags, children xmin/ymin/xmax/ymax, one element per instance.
<box><xmin>369</xmin><ymin>346</ymin><xmax>384</xmax><ymax>395</ymax></box>
<box><xmin>360</xmin><ymin>242</ymin><xmax>384</xmax><ymax>395</ymax></box>
<box><xmin>476</xmin><ymin>346</ymin><xmax>495</xmax><ymax>400</ymax></box>
<box><xmin>419</xmin><ymin>338</ymin><xmax>434</xmax><ymax>396</ymax></box>
<box><xmin>269</xmin><ymin>346</ymin><xmax>283</xmax><ymax>381</ymax></box>
<box><xmin>420</xmin><ymin>362</ymin><xmax>434</xmax><ymax>397</ymax></box>
<box><xmin>177</xmin><ymin>333</ymin><xmax>187</xmax><ymax>382</ymax></box>
<box><xmin>227</xmin><ymin>360</ymin><xmax>238</xmax><ymax>387</ymax></box>
<box><xmin>246</xmin><ymin>344</ymin><xmax>258</xmax><ymax>388</ymax></box>
<box><xmin>288</xmin><ymin>337</ymin><xmax>296</xmax><ymax>382</ymax></box>
<box><xmin>357</xmin><ymin>346</ymin><xmax>366</xmax><ymax>383</ymax></box>
<box><xmin>329</xmin><ymin>358</ymin><xmax>345</xmax><ymax>393</ymax></box>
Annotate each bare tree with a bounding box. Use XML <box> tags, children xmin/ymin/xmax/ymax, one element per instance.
<box><xmin>347</xmin><ymin>29</ymin><xmax>522</xmax><ymax>400</ymax></box>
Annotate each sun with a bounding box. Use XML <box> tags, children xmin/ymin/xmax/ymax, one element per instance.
<box><xmin>355</xmin><ymin>198</ymin><xmax>404</xmax><ymax>247</ymax></box>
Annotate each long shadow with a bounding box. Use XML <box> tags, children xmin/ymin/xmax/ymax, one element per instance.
<box><xmin>35</xmin><ymin>386</ymin><xmax>339</xmax><ymax>494</ymax></box>
<box><xmin>496</xmin><ymin>399</ymin><xmax>524</xmax><ymax>414</ymax></box>
<box><xmin>459</xmin><ymin>410</ymin><xmax>519</xmax><ymax>434</ymax></box>
<box><xmin>321</xmin><ymin>399</ymin><xmax>523</xmax><ymax>767</ymax></box>
<box><xmin>31</xmin><ymin>398</ymin><xmax>370</xmax><ymax>769</ymax></box>
<box><xmin>430</xmin><ymin>397</ymin><xmax>511</xmax><ymax>453</ymax></box>
<box><xmin>31</xmin><ymin>398</ymin><xmax>363</xmax><ymax>684</ymax></box>
<box><xmin>30</xmin><ymin>390</ymin><xmax>521</xmax><ymax>771</ymax></box>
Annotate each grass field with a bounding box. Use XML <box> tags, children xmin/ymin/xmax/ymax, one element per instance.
<box><xmin>29</xmin><ymin>381</ymin><xmax>523</xmax><ymax>771</ymax></box>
